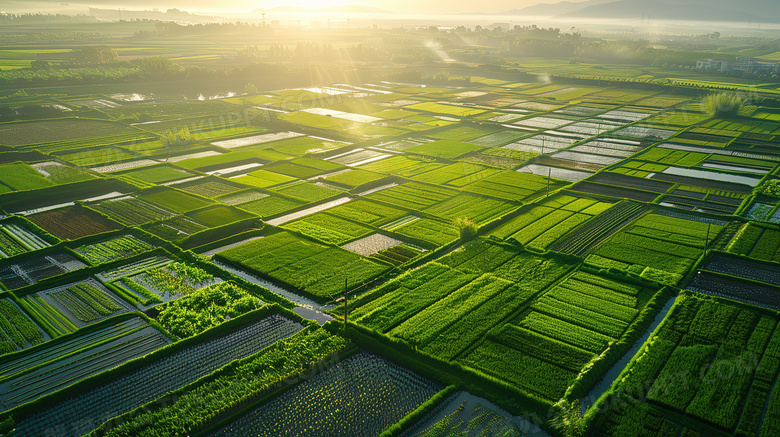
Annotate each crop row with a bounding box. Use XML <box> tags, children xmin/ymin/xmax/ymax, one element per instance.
<box><xmin>440</xmin><ymin>240</ymin><xmax>573</xmax><ymax>285</ymax></box>
<box><xmin>552</xmin><ymin>201</ymin><xmax>646</xmax><ymax>255</ymax></box>
<box><xmin>687</xmin><ymin>271</ymin><xmax>780</xmax><ymax>311</ymax></box>
<box><xmin>28</xmin><ymin>205</ymin><xmax>121</xmax><ymax>241</ymax></box>
<box><xmin>370</xmin><ymin>244</ymin><xmax>420</xmax><ymax>266</ymax></box>
<box><xmin>218</xmin><ymin>232</ymin><xmax>389</xmax><ymax>300</ymax></box>
<box><xmin>393</xmin><ymin>218</ymin><xmax>459</xmax><ymax>247</ymax></box>
<box><xmin>89</xmin><ymin>197</ymin><xmax>175</xmax><ymax>227</ymax></box>
<box><xmin>422</xmin><ymin>194</ymin><xmax>516</xmax><ymax>227</ymax></box>
<box><xmin>12</xmin><ymin>315</ymin><xmax>304</xmax><ymax>437</ymax></box>
<box><xmin>703</xmin><ymin>253</ymin><xmax>780</xmax><ymax>287</ymax></box>
<box><xmin>96</xmin><ymin>257</ymin><xmax>171</xmax><ymax>282</ymax></box>
<box><xmin>0</xmin><ymin>253</ymin><xmax>87</xmax><ymax>291</ymax></box>
<box><xmin>283</xmin><ymin>213</ymin><xmax>372</xmax><ymax>245</ymax></box>
<box><xmin>491</xmin><ymin>324</ymin><xmax>595</xmax><ymax>373</ymax></box>
<box><xmin>591</xmin><ymin>214</ymin><xmax>717</xmax><ymax>283</ymax></box>
<box><xmin>351</xmin><ymin>263</ymin><xmax>476</xmax><ymax>332</ymax></box>
<box><xmin>270</xmin><ymin>181</ymin><xmax>341</xmax><ymax>204</ymax></box>
<box><xmin>74</xmin><ymin>235</ymin><xmax>153</xmax><ymax>265</ymax></box>
<box><xmin>48</xmin><ymin>283</ymin><xmax>123</xmax><ymax>323</ymax></box>
<box><xmin>18</xmin><ymin>294</ymin><xmax>78</xmax><ymax>337</ymax></box>
<box><xmin>0</xmin><ymin>230</ymin><xmax>27</xmax><ymax>259</ymax></box>
<box><xmin>461</xmin><ymin>337</ymin><xmax>576</xmax><ymax>401</ymax></box>
<box><xmin>593</xmin><ymin>292</ymin><xmax>780</xmax><ymax>435</ymax></box>
<box><xmin>411</xmin><ymin>162</ymin><xmax>498</xmax><ymax>187</ymax></box>
<box><xmin>101</xmin><ymin>326</ymin><xmax>349</xmax><ymax>437</ymax></box>
<box><xmin>0</xmin><ymin>300</ymin><xmax>45</xmax><ymax>355</ymax></box>
<box><xmin>0</xmin><ymin>317</ymin><xmax>146</xmax><ymax>380</ymax></box>
<box><xmin>180</xmin><ymin>179</ymin><xmax>244</xmax><ymax>198</ymax></box>
<box><xmin>208</xmin><ymin>352</ymin><xmax>441</xmax><ymax>437</ymax></box>
<box><xmin>0</xmin><ymin>224</ymin><xmax>51</xmax><ymax>251</ymax></box>
<box><xmin>360</xmin><ymin>156</ymin><xmax>445</xmax><ymax>178</ymax></box>
<box><xmin>729</xmin><ymin>224</ymin><xmax>780</xmax><ymax>263</ymax></box>
<box><xmin>328</xmin><ymin>199</ymin><xmax>407</xmax><ymax>227</ymax></box>
<box><xmin>462</xmin><ymin>171</ymin><xmax>554</xmax><ymax>203</ymax></box>
<box><xmin>390</xmin><ymin>275</ymin><xmax>514</xmax><ymax>346</ymax></box>
<box><xmin>366</xmin><ymin>182</ymin><xmax>457</xmax><ymax>211</ymax></box>
<box><xmin>1</xmin><ymin>323</ymin><xmax>170</xmax><ymax>411</ymax></box>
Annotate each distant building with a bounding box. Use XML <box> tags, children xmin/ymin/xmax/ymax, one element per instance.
<box><xmin>697</xmin><ymin>57</ymin><xmax>779</xmax><ymax>76</ymax></box>
<box><xmin>696</xmin><ymin>59</ymin><xmax>729</xmax><ymax>72</ymax></box>
<box><xmin>732</xmin><ymin>57</ymin><xmax>780</xmax><ymax>76</ymax></box>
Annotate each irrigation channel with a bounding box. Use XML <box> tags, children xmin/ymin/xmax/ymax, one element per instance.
<box><xmin>401</xmin><ymin>391</ymin><xmax>553</xmax><ymax>437</ymax></box>
<box><xmin>580</xmin><ymin>296</ymin><xmax>676</xmax><ymax>414</ymax></box>
<box><xmin>211</xmin><ymin>258</ymin><xmax>334</xmax><ymax>324</ymax></box>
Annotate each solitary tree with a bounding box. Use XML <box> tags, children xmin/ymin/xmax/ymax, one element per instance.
<box><xmin>455</xmin><ymin>217</ymin><xmax>477</xmax><ymax>241</ymax></box>
<box><xmin>70</xmin><ymin>46</ymin><xmax>118</xmax><ymax>65</ymax></box>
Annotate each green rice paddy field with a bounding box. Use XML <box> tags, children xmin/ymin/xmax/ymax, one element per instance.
<box><xmin>0</xmin><ymin>47</ymin><xmax>780</xmax><ymax>437</ymax></box>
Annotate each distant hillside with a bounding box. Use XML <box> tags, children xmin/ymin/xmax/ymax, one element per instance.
<box><xmin>263</xmin><ymin>5</ymin><xmax>392</xmax><ymax>14</ymax></box>
<box><xmin>89</xmin><ymin>8</ymin><xmax>222</xmax><ymax>23</ymax></box>
<box><xmin>501</xmin><ymin>0</ymin><xmax>611</xmax><ymax>17</ymax></box>
<box><xmin>557</xmin><ymin>0</ymin><xmax>778</xmax><ymax>22</ymax></box>
<box><xmin>504</xmin><ymin>0</ymin><xmax>780</xmax><ymax>22</ymax></box>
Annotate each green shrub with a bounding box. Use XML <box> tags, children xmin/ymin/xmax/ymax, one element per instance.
<box><xmin>704</xmin><ymin>92</ymin><xmax>746</xmax><ymax>118</ymax></box>
<box><xmin>757</xmin><ymin>179</ymin><xmax>780</xmax><ymax>198</ymax></box>
<box><xmin>0</xmin><ymin>416</ymin><xmax>14</xmax><ymax>434</ymax></box>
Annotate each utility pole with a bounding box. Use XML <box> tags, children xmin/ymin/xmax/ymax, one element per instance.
<box><xmin>546</xmin><ymin>168</ymin><xmax>552</xmax><ymax>197</ymax></box>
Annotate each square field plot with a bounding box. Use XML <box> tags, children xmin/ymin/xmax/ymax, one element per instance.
<box><xmin>423</xmin><ymin>194</ymin><xmax>518</xmax><ymax>227</ymax></box>
<box><xmin>118</xmin><ymin>165</ymin><xmax>195</xmax><ymax>185</ymax></box>
<box><xmin>588</xmin><ymin>212</ymin><xmax>726</xmax><ymax>284</ymax></box>
<box><xmin>0</xmin><ymin>298</ymin><xmax>48</xmax><ymax>356</ymax></box>
<box><xmin>0</xmin><ymin>119</ymin><xmax>140</xmax><ymax>147</ymax></box>
<box><xmin>217</xmin><ymin>231</ymin><xmax>390</xmax><ymax>301</ymax></box>
<box><xmin>0</xmin><ymin>252</ymin><xmax>87</xmax><ymax>290</ymax></box>
<box><xmin>208</xmin><ymin>352</ymin><xmax>442</xmax><ymax>437</ymax></box>
<box><xmin>405</xmin><ymin>140</ymin><xmax>483</xmax><ymax>159</ymax></box>
<box><xmin>138</xmin><ymin>188</ymin><xmax>214</xmax><ymax>213</ymax></box>
<box><xmin>366</xmin><ymin>182</ymin><xmax>458</xmax><ymax>211</ymax></box>
<box><xmin>230</xmin><ymin>170</ymin><xmax>296</xmax><ymax>189</ymax></box>
<box><xmin>283</xmin><ymin>213</ymin><xmax>373</xmax><ymax>245</ymax></box>
<box><xmin>462</xmin><ymin>171</ymin><xmax>563</xmax><ymax>202</ymax></box>
<box><xmin>590</xmin><ymin>292</ymin><xmax>780</xmax><ymax>437</ymax></box>
<box><xmin>0</xmin><ymin>317</ymin><xmax>169</xmax><ymax>410</ymax></box>
<box><xmin>341</xmin><ymin>233</ymin><xmax>403</xmax><ymax>256</ymax></box>
<box><xmin>22</xmin><ymin>279</ymin><xmax>135</xmax><ymax>330</ymax></box>
<box><xmin>0</xmin><ymin>220</ymin><xmax>54</xmax><ymax>258</ymax></box>
<box><xmin>387</xmin><ymin>217</ymin><xmax>460</xmax><ymax>247</ymax></box>
<box><xmin>176</xmin><ymin>177</ymin><xmax>248</xmax><ymax>198</ymax></box>
<box><xmin>88</xmin><ymin>196</ymin><xmax>176</xmax><ymax>227</ymax></box>
<box><xmin>490</xmin><ymin>195</ymin><xmax>615</xmax><ymax>251</ymax></box>
<box><xmin>27</xmin><ymin>205</ymin><xmax>121</xmax><ymax>240</ymax></box>
<box><xmin>0</xmin><ymin>163</ymin><xmax>55</xmax><ymax>193</ymax></box>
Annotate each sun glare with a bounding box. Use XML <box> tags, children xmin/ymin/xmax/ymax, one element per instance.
<box><xmin>258</xmin><ymin>0</ymin><xmax>347</xmax><ymax>9</ymax></box>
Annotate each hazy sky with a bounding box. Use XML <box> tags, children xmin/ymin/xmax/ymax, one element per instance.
<box><xmin>9</xmin><ymin>0</ymin><xmax>588</xmax><ymax>14</ymax></box>
<box><xmin>241</xmin><ymin>0</ymin><xmax>559</xmax><ymax>12</ymax></box>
